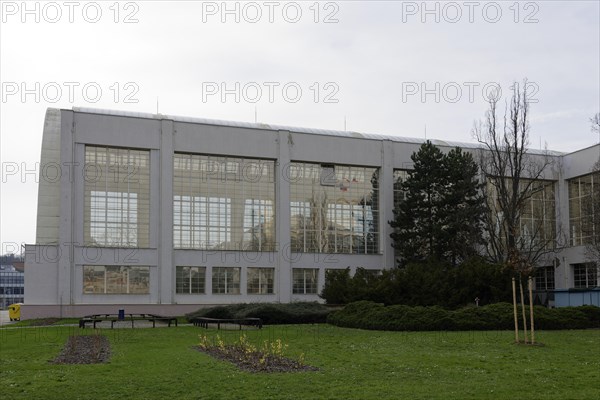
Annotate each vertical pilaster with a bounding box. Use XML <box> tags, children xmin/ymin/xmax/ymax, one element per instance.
<box><xmin>381</xmin><ymin>140</ymin><xmax>395</xmax><ymax>269</ymax></box>
<box><xmin>277</xmin><ymin>131</ymin><xmax>292</xmax><ymax>302</ymax></box>
<box><xmin>159</xmin><ymin>119</ymin><xmax>174</xmax><ymax>304</ymax></box>
<box><xmin>556</xmin><ymin>163</ymin><xmax>570</xmax><ymax>290</ymax></box>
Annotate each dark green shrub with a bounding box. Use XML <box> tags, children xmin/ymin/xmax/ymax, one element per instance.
<box><xmin>327</xmin><ymin>301</ymin><xmax>600</xmax><ymax>331</ymax></box>
<box><xmin>320</xmin><ymin>268</ymin><xmax>353</xmax><ymax>304</ymax></box>
<box><xmin>575</xmin><ymin>305</ymin><xmax>600</xmax><ymax>327</ymax></box>
<box><xmin>196</xmin><ymin>306</ymin><xmax>234</xmax><ymax>319</ymax></box>
<box><xmin>186</xmin><ymin>302</ymin><xmax>331</xmax><ymax>324</ymax></box>
<box><xmin>533</xmin><ymin>306</ymin><xmax>592</xmax><ymax>330</ymax></box>
<box><xmin>320</xmin><ymin>258</ymin><xmax>512</xmax><ymax>308</ymax></box>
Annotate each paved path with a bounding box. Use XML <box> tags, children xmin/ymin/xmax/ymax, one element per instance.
<box><xmin>0</xmin><ymin>310</ymin><xmax>15</xmax><ymax>326</ymax></box>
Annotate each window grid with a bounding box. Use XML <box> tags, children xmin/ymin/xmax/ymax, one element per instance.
<box><xmin>534</xmin><ymin>266</ymin><xmax>555</xmax><ymax>290</ymax></box>
<box><xmin>487</xmin><ymin>178</ymin><xmax>556</xmax><ymax>249</ymax></box>
<box><xmin>290</xmin><ymin>163</ymin><xmax>379</xmax><ymax>254</ymax></box>
<box><xmin>573</xmin><ymin>263</ymin><xmax>598</xmax><ymax>289</ymax></box>
<box><xmin>83</xmin><ymin>266</ymin><xmax>150</xmax><ymax>294</ymax></box>
<box><xmin>519</xmin><ymin>180</ymin><xmax>556</xmax><ymax>247</ymax></box>
<box><xmin>175</xmin><ymin>266</ymin><xmax>206</xmax><ymax>294</ymax></box>
<box><xmin>84</xmin><ymin>146</ymin><xmax>150</xmax><ymax>247</ymax></box>
<box><xmin>247</xmin><ymin>267</ymin><xmax>274</xmax><ymax>294</ymax></box>
<box><xmin>569</xmin><ymin>173</ymin><xmax>600</xmax><ymax>246</ymax></box>
<box><xmin>173</xmin><ymin>154</ymin><xmax>275</xmax><ymax>251</ymax></box>
<box><xmin>212</xmin><ymin>267</ymin><xmax>241</xmax><ymax>294</ymax></box>
<box><xmin>292</xmin><ymin>268</ymin><xmax>319</xmax><ymax>294</ymax></box>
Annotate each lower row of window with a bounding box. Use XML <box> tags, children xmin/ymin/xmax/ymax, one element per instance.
<box><xmin>83</xmin><ymin>263</ymin><xmax>598</xmax><ymax>295</ymax></box>
<box><xmin>83</xmin><ymin>266</ymin><xmax>320</xmax><ymax>295</ymax></box>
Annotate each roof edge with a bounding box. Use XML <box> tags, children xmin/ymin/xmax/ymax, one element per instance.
<box><xmin>69</xmin><ymin>106</ymin><xmax>564</xmax><ymax>156</ymax></box>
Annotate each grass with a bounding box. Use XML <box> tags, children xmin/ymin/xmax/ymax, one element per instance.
<box><xmin>0</xmin><ymin>324</ymin><xmax>598</xmax><ymax>400</ymax></box>
<box><xmin>7</xmin><ymin>318</ymin><xmax>80</xmax><ymax>327</ymax></box>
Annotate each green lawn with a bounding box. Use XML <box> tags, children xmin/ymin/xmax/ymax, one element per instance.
<box><xmin>1</xmin><ymin>324</ymin><xmax>598</xmax><ymax>400</ymax></box>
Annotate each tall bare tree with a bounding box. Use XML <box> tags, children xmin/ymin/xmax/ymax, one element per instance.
<box><xmin>583</xmin><ymin>113</ymin><xmax>600</xmax><ymax>264</ymax></box>
<box><xmin>473</xmin><ymin>80</ymin><xmax>559</xmax><ymax>343</ymax></box>
<box><xmin>474</xmin><ymin>81</ymin><xmax>558</xmax><ymax>268</ymax></box>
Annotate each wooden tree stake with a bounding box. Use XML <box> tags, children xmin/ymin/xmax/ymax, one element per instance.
<box><xmin>529</xmin><ymin>276</ymin><xmax>535</xmax><ymax>345</ymax></box>
<box><xmin>519</xmin><ymin>278</ymin><xmax>528</xmax><ymax>344</ymax></box>
<box><xmin>512</xmin><ymin>277</ymin><xmax>519</xmax><ymax>343</ymax></box>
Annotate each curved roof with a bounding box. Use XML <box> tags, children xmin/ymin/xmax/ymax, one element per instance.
<box><xmin>71</xmin><ymin>107</ymin><xmax>563</xmax><ymax>156</ymax></box>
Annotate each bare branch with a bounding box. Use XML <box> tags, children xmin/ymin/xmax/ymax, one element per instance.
<box><xmin>473</xmin><ymin>80</ymin><xmax>560</xmax><ymax>275</ymax></box>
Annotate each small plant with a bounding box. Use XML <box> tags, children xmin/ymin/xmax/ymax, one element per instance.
<box><xmin>195</xmin><ymin>333</ymin><xmax>317</xmax><ymax>373</ymax></box>
<box><xmin>198</xmin><ymin>334</ymin><xmax>211</xmax><ymax>349</ymax></box>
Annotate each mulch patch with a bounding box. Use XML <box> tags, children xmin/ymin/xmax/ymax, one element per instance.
<box><xmin>193</xmin><ymin>346</ymin><xmax>319</xmax><ymax>373</ymax></box>
<box><xmin>51</xmin><ymin>335</ymin><xmax>111</xmax><ymax>364</ymax></box>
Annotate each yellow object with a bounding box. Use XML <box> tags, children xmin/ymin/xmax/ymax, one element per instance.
<box><xmin>8</xmin><ymin>303</ymin><xmax>22</xmax><ymax>321</ymax></box>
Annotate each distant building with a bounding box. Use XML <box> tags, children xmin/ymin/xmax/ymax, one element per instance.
<box><xmin>23</xmin><ymin>108</ymin><xmax>599</xmax><ymax>318</ymax></box>
<box><xmin>0</xmin><ymin>264</ymin><xmax>24</xmax><ymax>308</ymax></box>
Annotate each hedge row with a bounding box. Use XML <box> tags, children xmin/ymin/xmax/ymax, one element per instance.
<box><xmin>186</xmin><ymin>302</ymin><xmax>332</xmax><ymax>325</ymax></box>
<box><xmin>321</xmin><ymin>258</ymin><xmax>514</xmax><ymax>308</ymax></box>
<box><xmin>327</xmin><ymin>301</ymin><xmax>600</xmax><ymax>331</ymax></box>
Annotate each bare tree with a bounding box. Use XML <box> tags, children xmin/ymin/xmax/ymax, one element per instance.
<box><xmin>591</xmin><ymin>112</ymin><xmax>600</xmax><ymax>137</ymax></box>
<box><xmin>474</xmin><ymin>82</ymin><xmax>558</xmax><ymax>268</ymax></box>
<box><xmin>583</xmin><ymin>113</ymin><xmax>600</xmax><ymax>263</ymax></box>
<box><xmin>473</xmin><ymin>80</ymin><xmax>559</xmax><ymax>343</ymax></box>
<box><xmin>583</xmin><ymin>161</ymin><xmax>600</xmax><ymax>264</ymax></box>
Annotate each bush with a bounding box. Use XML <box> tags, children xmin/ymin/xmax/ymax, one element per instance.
<box><xmin>186</xmin><ymin>302</ymin><xmax>332</xmax><ymax>325</ymax></box>
<box><xmin>320</xmin><ymin>258</ymin><xmax>513</xmax><ymax>309</ymax></box>
<box><xmin>198</xmin><ymin>306</ymin><xmax>235</xmax><ymax>319</ymax></box>
<box><xmin>327</xmin><ymin>301</ymin><xmax>600</xmax><ymax>331</ymax></box>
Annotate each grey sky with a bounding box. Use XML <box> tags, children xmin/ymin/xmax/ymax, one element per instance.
<box><xmin>1</xmin><ymin>0</ymin><xmax>599</xmax><ymax>249</ymax></box>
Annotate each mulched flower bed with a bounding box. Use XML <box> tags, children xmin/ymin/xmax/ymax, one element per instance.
<box><xmin>51</xmin><ymin>335</ymin><xmax>111</xmax><ymax>364</ymax></box>
<box><xmin>193</xmin><ymin>346</ymin><xmax>319</xmax><ymax>373</ymax></box>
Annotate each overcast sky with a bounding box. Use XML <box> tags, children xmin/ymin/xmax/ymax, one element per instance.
<box><xmin>1</xmin><ymin>0</ymin><xmax>599</xmax><ymax>251</ymax></box>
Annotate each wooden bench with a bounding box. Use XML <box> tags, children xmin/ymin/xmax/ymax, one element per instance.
<box><xmin>191</xmin><ymin>317</ymin><xmax>262</xmax><ymax>330</ymax></box>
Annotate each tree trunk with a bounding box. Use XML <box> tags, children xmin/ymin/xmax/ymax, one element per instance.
<box><xmin>529</xmin><ymin>276</ymin><xmax>535</xmax><ymax>344</ymax></box>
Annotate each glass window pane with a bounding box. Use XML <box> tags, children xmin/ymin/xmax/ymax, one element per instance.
<box><xmin>290</xmin><ymin>162</ymin><xmax>380</xmax><ymax>254</ymax></box>
<box><xmin>173</xmin><ymin>154</ymin><xmax>276</xmax><ymax>251</ymax></box>
<box><xmin>83</xmin><ymin>266</ymin><xmax>149</xmax><ymax>294</ymax></box>
<box><xmin>212</xmin><ymin>267</ymin><xmax>241</xmax><ymax>294</ymax></box>
<box><xmin>247</xmin><ymin>267</ymin><xmax>274</xmax><ymax>294</ymax></box>
<box><xmin>84</xmin><ymin>146</ymin><xmax>150</xmax><ymax>247</ymax></box>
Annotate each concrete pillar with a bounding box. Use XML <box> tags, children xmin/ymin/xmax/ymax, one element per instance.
<box><xmin>159</xmin><ymin>119</ymin><xmax>174</xmax><ymax>304</ymax></box>
<box><xmin>381</xmin><ymin>140</ymin><xmax>395</xmax><ymax>269</ymax></box>
<box><xmin>277</xmin><ymin>130</ymin><xmax>292</xmax><ymax>302</ymax></box>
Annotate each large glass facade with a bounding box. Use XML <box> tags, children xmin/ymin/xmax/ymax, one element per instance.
<box><xmin>487</xmin><ymin>178</ymin><xmax>556</xmax><ymax>249</ymax></box>
<box><xmin>289</xmin><ymin>162</ymin><xmax>379</xmax><ymax>254</ymax></box>
<box><xmin>83</xmin><ymin>266</ymin><xmax>150</xmax><ymax>294</ymax></box>
<box><xmin>569</xmin><ymin>173</ymin><xmax>600</xmax><ymax>246</ymax></box>
<box><xmin>84</xmin><ymin>146</ymin><xmax>150</xmax><ymax>247</ymax></box>
<box><xmin>173</xmin><ymin>154</ymin><xmax>276</xmax><ymax>250</ymax></box>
